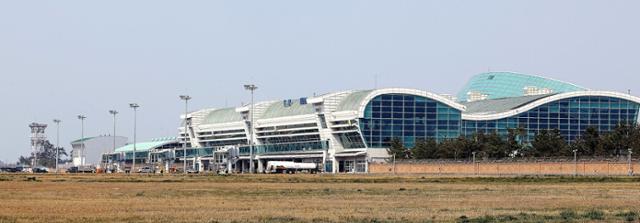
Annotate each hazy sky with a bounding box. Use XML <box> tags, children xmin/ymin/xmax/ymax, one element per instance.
<box><xmin>1</xmin><ymin>1</ymin><xmax>639</xmax><ymax>162</ymax></box>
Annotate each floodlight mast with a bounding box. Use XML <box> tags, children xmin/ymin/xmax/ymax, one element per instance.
<box><xmin>109</xmin><ymin>110</ymin><xmax>118</xmax><ymax>172</ymax></box>
<box><xmin>244</xmin><ymin>84</ymin><xmax>258</xmax><ymax>173</ymax></box>
<box><xmin>179</xmin><ymin>95</ymin><xmax>192</xmax><ymax>174</ymax></box>
<box><xmin>129</xmin><ymin>103</ymin><xmax>139</xmax><ymax>174</ymax></box>
<box><xmin>53</xmin><ymin>119</ymin><xmax>61</xmax><ymax>173</ymax></box>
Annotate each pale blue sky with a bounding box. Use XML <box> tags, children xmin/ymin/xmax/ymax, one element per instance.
<box><xmin>1</xmin><ymin>1</ymin><xmax>639</xmax><ymax>162</ymax></box>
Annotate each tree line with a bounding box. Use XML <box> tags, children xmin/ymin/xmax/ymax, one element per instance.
<box><xmin>388</xmin><ymin>124</ymin><xmax>640</xmax><ymax>160</ymax></box>
<box><xmin>15</xmin><ymin>140</ymin><xmax>69</xmax><ymax>167</ymax></box>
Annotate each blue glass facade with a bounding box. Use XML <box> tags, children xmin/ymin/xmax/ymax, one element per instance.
<box><xmin>359</xmin><ymin>94</ymin><xmax>462</xmax><ymax>148</ymax></box>
<box><xmin>462</xmin><ymin>96</ymin><xmax>640</xmax><ymax>142</ymax></box>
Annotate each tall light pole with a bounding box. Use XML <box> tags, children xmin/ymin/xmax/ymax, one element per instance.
<box><xmin>129</xmin><ymin>103</ymin><xmax>139</xmax><ymax>174</ymax></box>
<box><xmin>244</xmin><ymin>84</ymin><xmax>258</xmax><ymax>173</ymax></box>
<box><xmin>109</xmin><ymin>110</ymin><xmax>118</xmax><ymax>172</ymax></box>
<box><xmin>53</xmin><ymin>119</ymin><xmax>61</xmax><ymax>173</ymax></box>
<box><xmin>77</xmin><ymin>115</ymin><xmax>86</xmax><ymax>166</ymax></box>
<box><xmin>179</xmin><ymin>95</ymin><xmax>191</xmax><ymax>174</ymax></box>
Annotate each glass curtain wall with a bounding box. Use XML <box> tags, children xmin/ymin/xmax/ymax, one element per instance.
<box><xmin>359</xmin><ymin>94</ymin><xmax>462</xmax><ymax>148</ymax></box>
<box><xmin>462</xmin><ymin>96</ymin><xmax>640</xmax><ymax>142</ymax></box>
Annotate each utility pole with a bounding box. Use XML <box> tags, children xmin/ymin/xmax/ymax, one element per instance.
<box><xmin>179</xmin><ymin>95</ymin><xmax>191</xmax><ymax>174</ymax></box>
<box><xmin>244</xmin><ymin>84</ymin><xmax>258</xmax><ymax>173</ymax></box>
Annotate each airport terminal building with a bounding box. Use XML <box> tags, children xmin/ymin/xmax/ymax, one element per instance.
<box><xmin>104</xmin><ymin>72</ymin><xmax>640</xmax><ymax>173</ymax></box>
<box><xmin>167</xmin><ymin>72</ymin><xmax>640</xmax><ymax>174</ymax></box>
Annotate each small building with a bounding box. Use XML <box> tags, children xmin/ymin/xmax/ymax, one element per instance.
<box><xmin>103</xmin><ymin>138</ymin><xmax>180</xmax><ymax>172</ymax></box>
<box><xmin>70</xmin><ymin>136</ymin><xmax>127</xmax><ymax>167</ymax></box>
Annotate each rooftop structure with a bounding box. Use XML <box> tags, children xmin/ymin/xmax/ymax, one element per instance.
<box><xmin>457</xmin><ymin>72</ymin><xmax>588</xmax><ymax>102</ymax></box>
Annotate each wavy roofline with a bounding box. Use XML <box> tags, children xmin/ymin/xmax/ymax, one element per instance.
<box><xmin>354</xmin><ymin>88</ymin><xmax>467</xmax><ymax>118</ymax></box>
<box><xmin>478</xmin><ymin>71</ymin><xmax>589</xmax><ymax>90</ymax></box>
<box><xmin>457</xmin><ymin>71</ymin><xmax>589</xmax><ymax>101</ymax></box>
<box><xmin>462</xmin><ymin>91</ymin><xmax>640</xmax><ymax>121</ymax></box>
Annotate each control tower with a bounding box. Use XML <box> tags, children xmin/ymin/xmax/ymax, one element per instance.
<box><xmin>29</xmin><ymin>123</ymin><xmax>48</xmax><ymax>167</ymax></box>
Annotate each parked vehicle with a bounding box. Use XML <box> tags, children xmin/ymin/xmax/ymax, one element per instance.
<box><xmin>137</xmin><ymin>166</ymin><xmax>154</xmax><ymax>174</ymax></box>
<box><xmin>0</xmin><ymin>167</ymin><xmax>17</xmax><ymax>173</ymax></box>
<box><xmin>66</xmin><ymin>167</ymin><xmax>78</xmax><ymax>173</ymax></box>
<box><xmin>66</xmin><ymin>166</ymin><xmax>96</xmax><ymax>173</ymax></box>
<box><xmin>265</xmin><ymin>161</ymin><xmax>319</xmax><ymax>174</ymax></box>
<box><xmin>32</xmin><ymin>166</ymin><xmax>49</xmax><ymax>173</ymax></box>
<box><xmin>186</xmin><ymin>168</ymin><xmax>199</xmax><ymax>174</ymax></box>
<box><xmin>15</xmin><ymin>165</ymin><xmax>31</xmax><ymax>173</ymax></box>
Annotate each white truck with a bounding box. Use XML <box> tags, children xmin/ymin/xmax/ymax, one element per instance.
<box><xmin>265</xmin><ymin>161</ymin><xmax>319</xmax><ymax>174</ymax></box>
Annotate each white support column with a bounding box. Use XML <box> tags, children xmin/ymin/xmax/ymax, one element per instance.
<box><xmin>365</xmin><ymin>156</ymin><xmax>369</xmax><ymax>173</ymax></box>
<box><xmin>332</xmin><ymin>156</ymin><xmax>338</xmax><ymax>174</ymax></box>
<box><xmin>322</xmin><ymin>151</ymin><xmax>327</xmax><ymax>173</ymax></box>
<box><xmin>257</xmin><ymin>159</ymin><xmax>264</xmax><ymax>173</ymax></box>
<box><xmin>193</xmin><ymin>157</ymin><xmax>203</xmax><ymax>172</ymax></box>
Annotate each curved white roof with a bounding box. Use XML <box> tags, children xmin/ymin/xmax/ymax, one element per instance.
<box><xmin>347</xmin><ymin>88</ymin><xmax>467</xmax><ymax>118</ymax></box>
<box><xmin>462</xmin><ymin>91</ymin><xmax>640</xmax><ymax>121</ymax></box>
<box><xmin>187</xmin><ymin>88</ymin><xmax>640</xmax><ymax>125</ymax></box>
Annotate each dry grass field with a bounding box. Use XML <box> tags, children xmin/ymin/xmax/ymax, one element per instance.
<box><xmin>0</xmin><ymin>174</ymin><xmax>639</xmax><ymax>223</ymax></box>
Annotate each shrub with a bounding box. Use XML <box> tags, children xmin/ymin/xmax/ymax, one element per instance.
<box><xmin>473</xmin><ymin>215</ymin><xmax>496</xmax><ymax>223</ymax></box>
<box><xmin>559</xmin><ymin>210</ymin><xmax>577</xmax><ymax>220</ymax></box>
<box><xmin>616</xmin><ymin>211</ymin><xmax>638</xmax><ymax>222</ymax></box>
<box><xmin>0</xmin><ymin>216</ymin><xmax>18</xmax><ymax>223</ymax></box>
<box><xmin>497</xmin><ymin>215</ymin><xmax>518</xmax><ymax>221</ymax></box>
<box><xmin>457</xmin><ymin>215</ymin><xmax>470</xmax><ymax>223</ymax></box>
<box><xmin>583</xmin><ymin>210</ymin><xmax>605</xmax><ymax>220</ymax></box>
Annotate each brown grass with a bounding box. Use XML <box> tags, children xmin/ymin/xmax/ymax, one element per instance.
<box><xmin>0</xmin><ymin>174</ymin><xmax>638</xmax><ymax>222</ymax></box>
